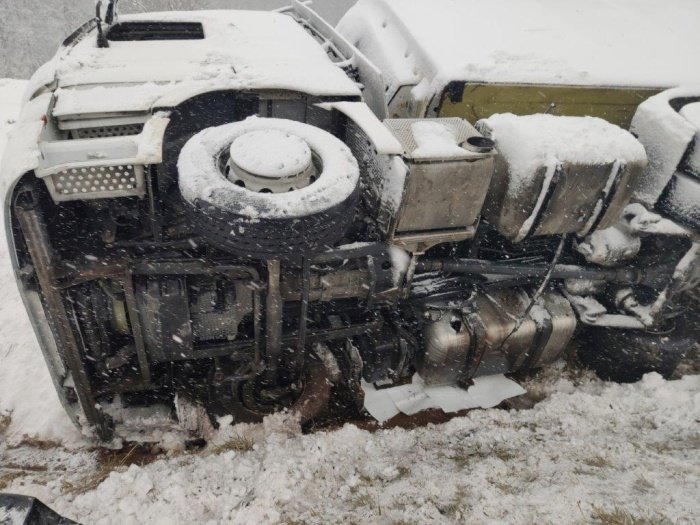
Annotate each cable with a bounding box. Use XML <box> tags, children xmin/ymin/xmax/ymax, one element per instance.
<box><xmin>498</xmin><ymin>234</ymin><xmax>569</xmax><ymax>349</ymax></box>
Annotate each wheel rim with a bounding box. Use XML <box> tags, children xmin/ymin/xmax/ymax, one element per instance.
<box><xmin>225</xmin><ymin>129</ymin><xmax>318</xmax><ymax>193</ymax></box>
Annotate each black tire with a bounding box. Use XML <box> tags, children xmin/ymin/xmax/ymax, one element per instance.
<box><xmin>177</xmin><ymin>118</ymin><xmax>360</xmax><ymax>260</ymax></box>
<box><xmin>577</xmin><ymin>320</ymin><xmax>696</xmax><ymax>383</ymax></box>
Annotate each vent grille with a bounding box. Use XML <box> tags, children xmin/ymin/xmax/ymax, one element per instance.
<box><xmin>71</xmin><ymin>124</ymin><xmax>144</xmax><ymax>139</ymax></box>
<box><xmin>46</xmin><ymin>164</ymin><xmax>146</xmax><ymax>202</ymax></box>
<box><xmin>107</xmin><ymin>22</ymin><xmax>205</xmax><ymax>41</ymax></box>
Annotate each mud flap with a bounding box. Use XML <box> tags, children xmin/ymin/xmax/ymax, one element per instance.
<box><xmin>0</xmin><ymin>494</ymin><xmax>77</xmax><ymax>524</ymax></box>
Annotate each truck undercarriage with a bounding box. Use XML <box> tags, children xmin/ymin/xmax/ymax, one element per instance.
<box><xmin>3</xmin><ymin>2</ymin><xmax>699</xmax><ymax>441</ymax></box>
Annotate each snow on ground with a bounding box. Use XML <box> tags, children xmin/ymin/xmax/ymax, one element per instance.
<box><xmin>1</xmin><ymin>368</ymin><xmax>698</xmax><ymax>524</ymax></box>
<box><xmin>0</xmin><ymin>79</ymin><xmax>27</xmax><ymax>159</ymax></box>
<box><xmin>0</xmin><ymin>79</ymin><xmax>84</xmax><ymax>447</ymax></box>
<box><xmin>0</xmin><ymin>79</ymin><xmax>698</xmax><ymax>523</ymax></box>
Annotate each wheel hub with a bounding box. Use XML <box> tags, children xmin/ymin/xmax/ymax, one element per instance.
<box><xmin>226</xmin><ymin>129</ymin><xmax>316</xmax><ymax>193</ymax></box>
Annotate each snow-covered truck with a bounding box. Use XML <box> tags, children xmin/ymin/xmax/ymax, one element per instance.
<box><xmin>1</xmin><ymin>0</ymin><xmax>698</xmax><ymax>441</ymax></box>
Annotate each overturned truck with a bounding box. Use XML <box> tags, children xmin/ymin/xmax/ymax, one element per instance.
<box><xmin>2</xmin><ymin>0</ymin><xmax>699</xmax><ymax>440</ymax></box>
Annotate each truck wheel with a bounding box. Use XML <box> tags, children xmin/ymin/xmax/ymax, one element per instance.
<box><xmin>577</xmin><ymin>320</ymin><xmax>696</xmax><ymax>382</ymax></box>
<box><xmin>177</xmin><ymin>117</ymin><xmax>360</xmax><ymax>260</ymax></box>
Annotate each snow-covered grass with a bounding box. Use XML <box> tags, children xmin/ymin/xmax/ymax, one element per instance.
<box><xmin>1</xmin><ymin>367</ymin><xmax>698</xmax><ymax>524</ymax></box>
<box><xmin>0</xmin><ymin>79</ymin><xmax>698</xmax><ymax>523</ymax></box>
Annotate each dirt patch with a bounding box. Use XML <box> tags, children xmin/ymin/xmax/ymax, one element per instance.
<box><xmin>0</xmin><ymin>471</ymin><xmax>22</xmax><ymax>491</ymax></box>
<box><xmin>0</xmin><ymin>413</ymin><xmax>10</xmax><ymax>434</ymax></box>
<box><xmin>308</xmin><ymin>371</ymin><xmax>547</xmax><ymax>434</ymax></box>
<box><xmin>673</xmin><ymin>343</ymin><xmax>700</xmax><ymax>377</ymax></box>
<box><xmin>62</xmin><ymin>443</ymin><xmax>164</xmax><ymax>495</ymax></box>
<box><xmin>207</xmin><ymin>436</ymin><xmax>254</xmax><ymax>455</ymax></box>
<box><xmin>8</xmin><ymin>438</ymin><xmax>64</xmax><ymax>450</ymax></box>
<box><xmin>591</xmin><ymin>505</ymin><xmax>674</xmax><ymax>525</ymax></box>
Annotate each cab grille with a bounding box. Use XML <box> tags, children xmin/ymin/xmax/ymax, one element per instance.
<box><xmin>45</xmin><ymin>164</ymin><xmax>146</xmax><ymax>202</ymax></box>
<box><xmin>70</xmin><ymin>124</ymin><xmax>144</xmax><ymax>139</ymax></box>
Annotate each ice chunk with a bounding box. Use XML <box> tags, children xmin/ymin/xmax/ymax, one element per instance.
<box><xmin>389</xmin><ymin>245</ymin><xmax>410</xmax><ymax>286</ymax></box>
<box><xmin>362</xmin><ymin>373</ymin><xmax>527</xmax><ymax>423</ymax></box>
